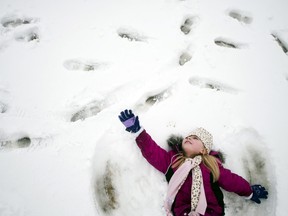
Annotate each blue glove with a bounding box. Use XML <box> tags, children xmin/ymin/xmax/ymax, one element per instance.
<box><xmin>250</xmin><ymin>185</ymin><xmax>268</xmax><ymax>204</ymax></box>
<box><xmin>118</xmin><ymin>109</ymin><xmax>141</xmax><ymax>133</ymax></box>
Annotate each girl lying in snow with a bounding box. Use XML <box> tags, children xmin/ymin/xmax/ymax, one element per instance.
<box><xmin>118</xmin><ymin>110</ymin><xmax>268</xmax><ymax>216</ymax></box>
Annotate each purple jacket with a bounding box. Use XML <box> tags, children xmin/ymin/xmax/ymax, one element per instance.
<box><xmin>136</xmin><ymin>130</ymin><xmax>253</xmax><ymax>216</ymax></box>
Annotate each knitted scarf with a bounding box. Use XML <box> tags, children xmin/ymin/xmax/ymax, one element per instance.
<box><xmin>164</xmin><ymin>156</ymin><xmax>207</xmax><ymax>216</ymax></box>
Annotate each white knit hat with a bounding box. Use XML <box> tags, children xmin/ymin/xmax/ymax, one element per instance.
<box><xmin>188</xmin><ymin>127</ymin><xmax>213</xmax><ymax>153</ymax></box>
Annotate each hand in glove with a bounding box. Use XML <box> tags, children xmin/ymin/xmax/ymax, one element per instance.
<box><xmin>250</xmin><ymin>185</ymin><xmax>268</xmax><ymax>204</ymax></box>
<box><xmin>118</xmin><ymin>109</ymin><xmax>141</xmax><ymax>133</ymax></box>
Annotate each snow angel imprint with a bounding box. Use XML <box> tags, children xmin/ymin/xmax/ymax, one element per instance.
<box><xmin>118</xmin><ymin>109</ymin><xmax>268</xmax><ymax>216</ymax></box>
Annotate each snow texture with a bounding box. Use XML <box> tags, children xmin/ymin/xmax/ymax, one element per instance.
<box><xmin>1</xmin><ymin>0</ymin><xmax>288</xmax><ymax>215</ymax></box>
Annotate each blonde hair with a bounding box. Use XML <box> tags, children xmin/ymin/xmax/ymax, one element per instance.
<box><xmin>172</xmin><ymin>152</ymin><xmax>220</xmax><ymax>183</ymax></box>
<box><xmin>202</xmin><ymin>154</ymin><xmax>220</xmax><ymax>182</ymax></box>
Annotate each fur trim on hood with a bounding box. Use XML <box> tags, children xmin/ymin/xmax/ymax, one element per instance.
<box><xmin>166</xmin><ymin>134</ymin><xmax>225</xmax><ymax>163</ymax></box>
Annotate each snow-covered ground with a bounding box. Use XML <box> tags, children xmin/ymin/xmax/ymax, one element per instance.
<box><xmin>1</xmin><ymin>0</ymin><xmax>288</xmax><ymax>215</ymax></box>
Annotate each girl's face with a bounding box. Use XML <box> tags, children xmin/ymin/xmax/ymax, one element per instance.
<box><xmin>182</xmin><ymin>135</ymin><xmax>205</xmax><ymax>157</ymax></box>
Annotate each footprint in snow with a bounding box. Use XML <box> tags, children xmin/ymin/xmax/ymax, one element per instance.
<box><xmin>0</xmin><ymin>14</ymin><xmax>40</xmax><ymax>43</ymax></box>
<box><xmin>145</xmin><ymin>90</ymin><xmax>171</xmax><ymax>105</ymax></box>
<box><xmin>179</xmin><ymin>51</ymin><xmax>192</xmax><ymax>66</ymax></box>
<box><xmin>1</xmin><ymin>14</ymin><xmax>38</xmax><ymax>28</ymax></box>
<box><xmin>69</xmin><ymin>86</ymin><xmax>121</xmax><ymax>122</ymax></box>
<box><xmin>117</xmin><ymin>27</ymin><xmax>148</xmax><ymax>42</ymax></box>
<box><xmin>70</xmin><ymin>100</ymin><xmax>104</xmax><ymax>122</ymax></box>
<box><xmin>14</xmin><ymin>26</ymin><xmax>40</xmax><ymax>42</ymax></box>
<box><xmin>0</xmin><ymin>133</ymin><xmax>54</xmax><ymax>151</ymax></box>
<box><xmin>0</xmin><ymin>136</ymin><xmax>31</xmax><ymax>150</ymax></box>
<box><xmin>144</xmin><ymin>87</ymin><xmax>172</xmax><ymax>106</ymax></box>
<box><xmin>134</xmin><ymin>87</ymin><xmax>172</xmax><ymax>112</ymax></box>
<box><xmin>180</xmin><ymin>16</ymin><xmax>198</xmax><ymax>35</ymax></box>
<box><xmin>227</xmin><ymin>10</ymin><xmax>253</xmax><ymax>24</ymax></box>
<box><xmin>63</xmin><ymin>59</ymin><xmax>107</xmax><ymax>71</ymax></box>
<box><xmin>214</xmin><ymin>37</ymin><xmax>246</xmax><ymax>49</ymax></box>
<box><xmin>189</xmin><ymin>77</ymin><xmax>238</xmax><ymax>94</ymax></box>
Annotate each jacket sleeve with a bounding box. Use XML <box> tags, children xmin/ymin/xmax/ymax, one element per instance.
<box><xmin>135</xmin><ymin>129</ymin><xmax>173</xmax><ymax>174</ymax></box>
<box><xmin>218</xmin><ymin>163</ymin><xmax>253</xmax><ymax>197</ymax></box>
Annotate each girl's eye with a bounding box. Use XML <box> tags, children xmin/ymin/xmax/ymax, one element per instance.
<box><xmin>186</xmin><ymin>135</ymin><xmax>199</xmax><ymax>140</ymax></box>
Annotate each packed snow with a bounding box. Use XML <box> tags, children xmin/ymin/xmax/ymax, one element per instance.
<box><xmin>1</xmin><ymin>0</ymin><xmax>288</xmax><ymax>215</ymax></box>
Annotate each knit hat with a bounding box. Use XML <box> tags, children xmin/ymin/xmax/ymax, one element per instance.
<box><xmin>188</xmin><ymin>127</ymin><xmax>213</xmax><ymax>153</ymax></box>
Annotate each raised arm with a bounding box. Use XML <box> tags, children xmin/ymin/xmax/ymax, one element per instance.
<box><xmin>118</xmin><ymin>109</ymin><xmax>173</xmax><ymax>173</ymax></box>
<box><xmin>135</xmin><ymin>129</ymin><xmax>173</xmax><ymax>173</ymax></box>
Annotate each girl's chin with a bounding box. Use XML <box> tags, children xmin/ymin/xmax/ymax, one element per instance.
<box><xmin>183</xmin><ymin>143</ymin><xmax>191</xmax><ymax>147</ymax></box>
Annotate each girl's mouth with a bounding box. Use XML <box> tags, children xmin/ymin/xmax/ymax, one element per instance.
<box><xmin>184</xmin><ymin>140</ymin><xmax>192</xmax><ymax>145</ymax></box>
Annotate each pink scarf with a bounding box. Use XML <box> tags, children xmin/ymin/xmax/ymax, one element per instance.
<box><xmin>164</xmin><ymin>156</ymin><xmax>207</xmax><ymax>216</ymax></box>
